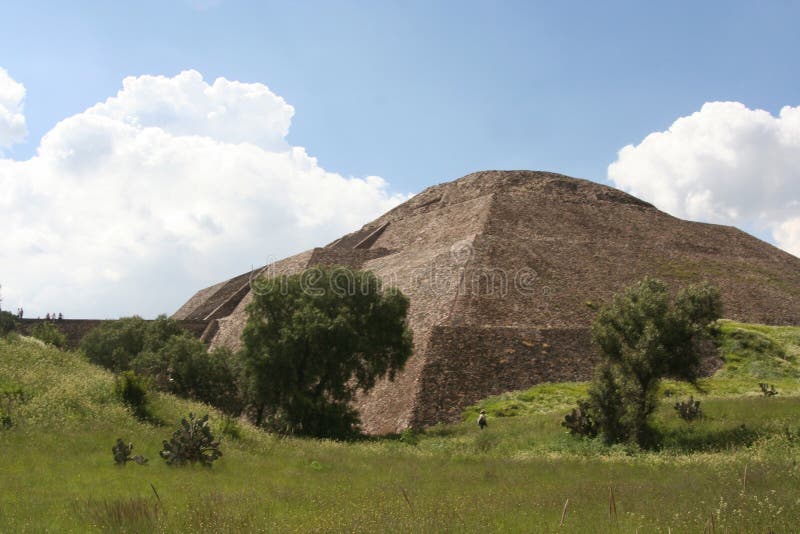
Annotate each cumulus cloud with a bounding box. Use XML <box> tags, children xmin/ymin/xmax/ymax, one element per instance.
<box><xmin>0</xmin><ymin>69</ymin><xmax>407</xmax><ymax>318</ymax></box>
<box><xmin>774</xmin><ymin>218</ymin><xmax>800</xmax><ymax>257</ymax></box>
<box><xmin>608</xmin><ymin>101</ymin><xmax>800</xmax><ymax>257</ymax></box>
<box><xmin>0</xmin><ymin>67</ymin><xmax>27</xmax><ymax>148</ymax></box>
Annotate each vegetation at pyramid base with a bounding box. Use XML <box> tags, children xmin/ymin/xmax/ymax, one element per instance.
<box><xmin>80</xmin><ymin>315</ymin><xmax>243</xmax><ymax>416</ymax></box>
<box><xmin>564</xmin><ymin>278</ymin><xmax>722</xmax><ymax>447</ymax></box>
<box><xmin>1</xmin><ymin>320</ymin><xmax>800</xmax><ymax>531</ymax></box>
<box><xmin>31</xmin><ymin>321</ymin><xmax>67</xmax><ymax>348</ymax></box>
<box><xmin>241</xmin><ymin>267</ymin><xmax>413</xmax><ymax>439</ymax></box>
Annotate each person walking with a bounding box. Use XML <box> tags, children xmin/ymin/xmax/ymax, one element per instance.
<box><xmin>477</xmin><ymin>409</ymin><xmax>488</xmax><ymax>430</ymax></box>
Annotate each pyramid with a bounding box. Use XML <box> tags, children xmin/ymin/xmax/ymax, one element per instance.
<box><xmin>174</xmin><ymin>171</ymin><xmax>800</xmax><ymax>434</ymax></box>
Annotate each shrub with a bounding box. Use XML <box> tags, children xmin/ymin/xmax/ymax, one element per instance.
<box><xmin>112</xmin><ymin>439</ymin><xmax>148</xmax><ymax>465</ymax></box>
<box><xmin>674</xmin><ymin>396</ymin><xmax>702</xmax><ymax>421</ymax></box>
<box><xmin>0</xmin><ymin>386</ymin><xmax>26</xmax><ymax>430</ymax></box>
<box><xmin>0</xmin><ymin>311</ymin><xmax>17</xmax><ymax>337</ymax></box>
<box><xmin>31</xmin><ymin>322</ymin><xmax>67</xmax><ymax>348</ymax></box>
<box><xmin>160</xmin><ymin>413</ymin><xmax>222</xmax><ymax>466</ymax></box>
<box><xmin>217</xmin><ymin>416</ymin><xmax>242</xmax><ymax>441</ymax></box>
<box><xmin>399</xmin><ymin>428</ymin><xmax>420</xmax><ymax>445</ymax></box>
<box><xmin>81</xmin><ymin>317</ymin><xmax>149</xmax><ymax>371</ymax></box>
<box><xmin>115</xmin><ymin>371</ymin><xmax>152</xmax><ymax>421</ymax></box>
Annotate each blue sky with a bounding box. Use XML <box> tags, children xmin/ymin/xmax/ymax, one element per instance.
<box><xmin>1</xmin><ymin>1</ymin><xmax>799</xmax><ymax>317</ymax></box>
<box><xmin>4</xmin><ymin>1</ymin><xmax>799</xmax><ymax>188</ymax></box>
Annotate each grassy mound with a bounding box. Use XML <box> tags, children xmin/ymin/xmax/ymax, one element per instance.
<box><xmin>1</xmin><ymin>323</ymin><xmax>800</xmax><ymax>532</ymax></box>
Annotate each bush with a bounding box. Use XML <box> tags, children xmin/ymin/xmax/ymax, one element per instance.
<box><xmin>81</xmin><ymin>317</ymin><xmax>149</xmax><ymax>371</ymax></box>
<box><xmin>217</xmin><ymin>416</ymin><xmax>242</xmax><ymax>441</ymax></box>
<box><xmin>82</xmin><ymin>316</ymin><xmax>244</xmax><ymax>415</ymax></box>
<box><xmin>399</xmin><ymin>428</ymin><xmax>420</xmax><ymax>445</ymax></box>
<box><xmin>31</xmin><ymin>322</ymin><xmax>67</xmax><ymax>348</ymax></box>
<box><xmin>674</xmin><ymin>396</ymin><xmax>702</xmax><ymax>422</ymax></box>
<box><xmin>160</xmin><ymin>413</ymin><xmax>222</xmax><ymax>466</ymax></box>
<box><xmin>133</xmin><ymin>337</ymin><xmax>244</xmax><ymax>415</ymax></box>
<box><xmin>0</xmin><ymin>311</ymin><xmax>17</xmax><ymax>337</ymax></box>
<box><xmin>115</xmin><ymin>371</ymin><xmax>152</xmax><ymax>421</ymax></box>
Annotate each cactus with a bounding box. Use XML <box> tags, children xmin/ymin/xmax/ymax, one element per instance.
<box><xmin>160</xmin><ymin>413</ymin><xmax>222</xmax><ymax>466</ymax></box>
<box><xmin>562</xmin><ymin>400</ymin><xmax>598</xmax><ymax>437</ymax></box>
<box><xmin>112</xmin><ymin>438</ymin><xmax>148</xmax><ymax>465</ymax></box>
<box><xmin>759</xmin><ymin>383</ymin><xmax>778</xmax><ymax>397</ymax></box>
<box><xmin>674</xmin><ymin>396</ymin><xmax>702</xmax><ymax>421</ymax></box>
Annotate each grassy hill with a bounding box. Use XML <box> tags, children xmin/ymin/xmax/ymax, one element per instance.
<box><xmin>1</xmin><ymin>321</ymin><xmax>799</xmax><ymax>532</ymax></box>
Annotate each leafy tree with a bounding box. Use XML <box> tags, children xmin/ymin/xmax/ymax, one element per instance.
<box><xmin>575</xmin><ymin>278</ymin><xmax>722</xmax><ymax>447</ymax></box>
<box><xmin>81</xmin><ymin>316</ymin><xmax>149</xmax><ymax>371</ymax></box>
<box><xmin>143</xmin><ymin>314</ymin><xmax>186</xmax><ymax>353</ymax></box>
<box><xmin>83</xmin><ymin>315</ymin><xmax>244</xmax><ymax>414</ymax></box>
<box><xmin>134</xmin><ymin>334</ymin><xmax>244</xmax><ymax>415</ymax></box>
<box><xmin>241</xmin><ymin>267</ymin><xmax>413</xmax><ymax>439</ymax></box>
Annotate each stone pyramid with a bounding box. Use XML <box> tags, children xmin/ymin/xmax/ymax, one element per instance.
<box><xmin>174</xmin><ymin>171</ymin><xmax>800</xmax><ymax>434</ymax></box>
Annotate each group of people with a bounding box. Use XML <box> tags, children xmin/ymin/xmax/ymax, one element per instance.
<box><xmin>14</xmin><ymin>308</ymin><xmax>64</xmax><ymax>320</ymax></box>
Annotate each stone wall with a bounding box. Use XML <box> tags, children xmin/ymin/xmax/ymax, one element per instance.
<box><xmin>412</xmin><ymin>325</ymin><xmax>597</xmax><ymax>426</ymax></box>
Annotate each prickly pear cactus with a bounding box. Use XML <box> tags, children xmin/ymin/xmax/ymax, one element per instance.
<box><xmin>113</xmin><ymin>438</ymin><xmax>133</xmax><ymax>464</ymax></box>
<box><xmin>112</xmin><ymin>438</ymin><xmax>148</xmax><ymax>465</ymax></box>
<box><xmin>759</xmin><ymin>383</ymin><xmax>778</xmax><ymax>397</ymax></box>
<box><xmin>673</xmin><ymin>396</ymin><xmax>702</xmax><ymax>421</ymax></box>
<box><xmin>160</xmin><ymin>413</ymin><xmax>222</xmax><ymax>466</ymax></box>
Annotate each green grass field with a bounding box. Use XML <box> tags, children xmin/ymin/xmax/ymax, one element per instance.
<box><xmin>1</xmin><ymin>320</ymin><xmax>799</xmax><ymax>532</ymax></box>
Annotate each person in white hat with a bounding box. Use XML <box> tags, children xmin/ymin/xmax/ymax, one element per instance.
<box><xmin>477</xmin><ymin>409</ymin><xmax>488</xmax><ymax>430</ymax></box>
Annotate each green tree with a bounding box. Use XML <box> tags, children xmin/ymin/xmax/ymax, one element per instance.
<box><xmin>583</xmin><ymin>278</ymin><xmax>722</xmax><ymax>447</ymax></box>
<box><xmin>241</xmin><ymin>267</ymin><xmax>413</xmax><ymax>439</ymax></box>
<box><xmin>134</xmin><ymin>334</ymin><xmax>243</xmax><ymax>415</ymax></box>
<box><xmin>80</xmin><ymin>316</ymin><xmax>149</xmax><ymax>371</ymax></box>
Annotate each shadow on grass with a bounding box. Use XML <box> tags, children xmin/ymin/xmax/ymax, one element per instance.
<box><xmin>658</xmin><ymin>423</ymin><xmax>760</xmax><ymax>453</ymax></box>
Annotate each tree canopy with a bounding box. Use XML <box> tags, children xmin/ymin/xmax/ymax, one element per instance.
<box><xmin>241</xmin><ymin>267</ymin><xmax>413</xmax><ymax>439</ymax></box>
<box><xmin>565</xmin><ymin>278</ymin><xmax>723</xmax><ymax>447</ymax></box>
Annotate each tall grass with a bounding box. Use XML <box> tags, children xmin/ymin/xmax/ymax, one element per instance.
<box><xmin>1</xmin><ymin>324</ymin><xmax>799</xmax><ymax>532</ymax></box>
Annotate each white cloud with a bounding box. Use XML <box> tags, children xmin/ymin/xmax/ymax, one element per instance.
<box><xmin>0</xmin><ymin>67</ymin><xmax>27</xmax><ymax>148</ymax></box>
<box><xmin>608</xmin><ymin>101</ymin><xmax>800</xmax><ymax>257</ymax></box>
<box><xmin>775</xmin><ymin>217</ymin><xmax>800</xmax><ymax>257</ymax></box>
<box><xmin>0</xmin><ymin>69</ymin><xmax>408</xmax><ymax>318</ymax></box>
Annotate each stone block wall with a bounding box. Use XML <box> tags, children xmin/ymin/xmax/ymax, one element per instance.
<box><xmin>412</xmin><ymin>325</ymin><xmax>597</xmax><ymax>426</ymax></box>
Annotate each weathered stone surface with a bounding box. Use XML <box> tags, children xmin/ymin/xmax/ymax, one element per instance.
<box><xmin>174</xmin><ymin>170</ymin><xmax>800</xmax><ymax>434</ymax></box>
